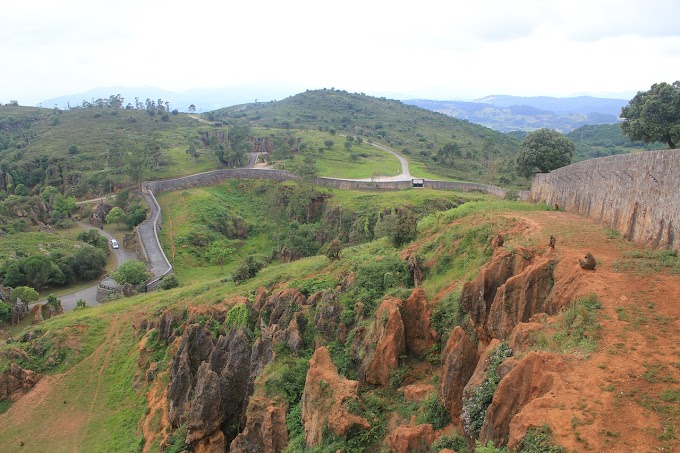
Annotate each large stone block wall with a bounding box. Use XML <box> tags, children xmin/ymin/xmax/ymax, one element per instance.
<box><xmin>144</xmin><ymin>168</ymin><xmax>524</xmax><ymax>197</ymax></box>
<box><xmin>531</xmin><ymin>149</ymin><xmax>680</xmax><ymax>250</ymax></box>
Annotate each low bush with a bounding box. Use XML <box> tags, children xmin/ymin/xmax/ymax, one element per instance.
<box><xmin>462</xmin><ymin>342</ymin><xmax>512</xmax><ymax>438</ymax></box>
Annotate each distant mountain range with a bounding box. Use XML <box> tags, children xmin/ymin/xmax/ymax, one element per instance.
<box><xmin>404</xmin><ymin>95</ymin><xmax>629</xmax><ymax>133</ymax></box>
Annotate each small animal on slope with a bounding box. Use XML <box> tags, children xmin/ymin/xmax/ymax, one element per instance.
<box><xmin>579</xmin><ymin>252</ymin><xmax>596</xmax><ymax>270</ymax></box>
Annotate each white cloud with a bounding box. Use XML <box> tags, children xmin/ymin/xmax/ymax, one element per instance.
<box><xmin>1</xmin><ymin>0</ymin><xmax>679</xmax><ymax>104</ymax></box>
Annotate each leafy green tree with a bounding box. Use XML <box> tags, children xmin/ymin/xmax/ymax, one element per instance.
<box><xmin>231</xmin><ymin>255</ymin><xmax>266</xmax><ymax>284</ymax></box>
<box><xmin>516</xmin><ymin>128</ymin><xmax>574</xmax><ymax>177</ymax></box>
<box><xmin>158</xmin><ymin>274</ymin><xmax>179</xmax><ymax>290</ymax></box>
<box><xmin>185</xmin><ymin>144</ymin><xmax>199</xmax><ymax>164</ymax></box>
<box><xmin>0</xmin><ymin>261</ymin><xmax>25</xmax><ymax>287</ymax></box>
<box><xmin>72</xmin><ymin>247</ymin><xmax>106</xmax><ymax>280</ymax></box>
<box><xmin>225</xmin><ymin>124</ymin><xmax>251</xmax><ymax>166</ymax></box>
<box><xmin>326</xmin><ymin>239</ymin><xmax>342</xmax><ymax>260</ymax></box>
<box><xmin>207</xmin><ymin>244</ymin><xmax>235</xmax><ymax>274</ymax></box>
<box><xmin>46</xmin><ymin>293</ymin><xmax>61</xmax><ymax>310</ymax></box>
<box><xmin>323</xmin><ymin>139</ymin><xmax>334</xmax><ymax>149</ymax></box>
<box><xmin>188</xmin><ymin>104</ymin><xmax>196</xmax><ymax>114</ymax></box>
<box><xmin>621</xmin><ymin>81</ymin><xmax>680</xmax><ymax>149</ymax></box>
<box><xmin>52</xmin><ymin>194</ymin><xmax>76</xmax><ymax>220</ymax></box>
<box><xmin>110</xmin><ymin>260</ymin><xmax>150</xmax><ymax>285</ymax></box>
<box><xmin>22</xmin><ymin>255</ymin><xmax>64</xmax><ymax>292</ymax></box>
<box><xmin>294</xmin><ymin>153</ymin><xmax>318</xmax><ymax>181</ymax></box>
<box><xmin>106</xmin><ymin>207</ymin><xmax>126</xmax><ymax>229</ymax></box>
<box><xmin>437</xmin><ymin>142</ymin><xmax>461</xmax><ymax>167</ymax></box>
<box><xmin>125</xmin><ymin>145</ymin><xmax>149</xmax><ymax>188</ymax></box>
<box><xmin>68</xmin><ymin>144</ymin><xmax>79</xmax><ymax>155</ymax></box>
<box><xmin>375</xmin><ymin>208</ymin><xmax>419</xmax><ymax>247</ymax></box>
<box><xmin>0</xmin><ymin>301</ymin><xmax>10</xmax><ymax>323</ymax></box>
<box><xmin>77</xmin><ymin>228</ymin><xmax>109</xmax><ymax>250</ymax></box>
<box><xmin>14</xmin><ymin>183</ymin><xmax>27</xmax><ymax>196</ymax></box>
<box><xmin>9</xmin><ymin>286</ymin><xmax>39</xmax><ymax>304</ymax></box>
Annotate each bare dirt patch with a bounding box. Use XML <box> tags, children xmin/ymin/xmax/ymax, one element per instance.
<box><xmin>506</xmin><ymin>211</ymin><xmax>680</xmax><ymax>452</ymax></box>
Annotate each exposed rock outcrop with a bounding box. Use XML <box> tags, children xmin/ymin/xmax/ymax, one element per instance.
<box><xmin>508</xmin><ymin>322</ymin><xmax>544</xmax><ymax>351</ymax></box>
<box><xmin>0</xmin><ymin>363</ymin><xmax>41</xmax><ymax>401</ymax></box>
<box><xmin>402</xmin><ymin>383</ymin><xmax>434</xmax><ymax>402</ymax></box>
<box><xmin>401</xmin><ymin>288</ymin><xmax>436</xmax><ymax>356</ymax></box>
<box><xmin>167</xmin><ymin>324</ymin><xmax>215</xmax><ymax>428</ymax></box>
<box><xmin>407</xmin><ymin>253</ymin><xmax>424</xmax><ymax>287</ymax></box>
<box><xmin>259</xmin><ymin>288</ymin><xmax>306</xmax><ymax>329</ymax></box>
<box><xmin>439</xmin><ymin>326</ymin><xmax>479</xmax><ymax>421</ymax></box>
<box><xmin>363</xmin><ymin>298</ymin><xmax>405</xmax><ymax>386</ymax></box>
<box><xmin>313</xmin><ymin>291</ymin><xmax>342</xmax><ymax>346</ymax></box>
<box><xmin>186</xmin><ymin>362</ymin><xmax>223</xmax><ymax>444</ymax></box>
<box><xmin>479</xmin><ymin>351</ymin><xmax>568</xmax><ymax>448</ymax></box>
<box><xmin>385</xmin><ymin>420</ymin><xmax>435</xmax><ymax>453</ymax></box>
<box><xmin>484</xmin><ymin>257</ymin><xmax>556</xmax><ymax>340</ymax></box>
<box><xmin>301</xmin><ymin>346</ymin><xmax>370</xmax><ymax>447</ymax></box>
<box><xmin>230</xmin><ymin>396</ymin><xmax>289</xmax><ymax>453</ymax></box>
<box><xmin>461</xmin><ymin>247</ymin><xmax>556</xmax><ymax>344</ymax></box>
<box><xmin>461</xmin><ymin>249</ymin><xmax>531</xmax><ymax>343</ymax></box>
<box><xmin>193</xmin><ymin>431</ymin><xmax>227</xmax><ymax>453</ymax></box>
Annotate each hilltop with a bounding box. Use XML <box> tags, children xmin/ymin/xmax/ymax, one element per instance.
<box><xmin>211</xmin><ymin>89</ymin><xmax>525</xmax><ymax>186</ymax></box>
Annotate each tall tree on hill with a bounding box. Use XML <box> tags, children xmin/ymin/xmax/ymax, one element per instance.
<box><xmin>216</xmin><ymin>124</ymin><xmax>250</xmax><ymax>167</ymax></box>
<box><xmin>621</xmin><ymin>81</ymin><xmax>680</xmax><ymax>149</ymax></box>
<box><xmin>125</xmin><ymin>145</ymin><xmax>149</xmax><ymax>188</ymax></box>
<box><xmin>516</xmin><ymin>128</ymin><xmax>574</xmax><ymax>177</ymax></box>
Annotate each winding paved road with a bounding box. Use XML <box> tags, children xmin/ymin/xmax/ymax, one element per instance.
<box><xmin>366</xmin><ymin>142</ymin><xmax>411</xmax><ymax>180</ymax></box>
<box><xmin>31</xmin><ymin>222</ymin><xmax>136</xmax><ymax>311</ymax></box>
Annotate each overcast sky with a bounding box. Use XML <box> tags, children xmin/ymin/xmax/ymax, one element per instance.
<box><xmin>2</xmin><ymin>0</ymin><xmax>679</xmax><ymax>105</ymax></box>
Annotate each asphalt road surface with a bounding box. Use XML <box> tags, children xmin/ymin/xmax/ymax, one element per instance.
<box><xmin>31</xmin><ymin>222</ymin><xmax>136</xmax><ymax>312</ymax></box>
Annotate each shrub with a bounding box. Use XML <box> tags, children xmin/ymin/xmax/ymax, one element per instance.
<box><xmin>46</xmin><ymin>293</ymin><xmax>61</xmax><ymax>311</ymax></box>
<box><xmin>518</xmin><ymin>424</ymin><xmax>566</xmax><ymax>453</ymax></box>
<box><xmin>431</xmin><ymin>289</ymin><xmax>465</xmax><ymax>344</ymax></box>
<box><xmin>74</xmin><ymin>299</ymin><xmax>88</xmax><ymax>310</ymax></box>
<box><xmin>532</xmin><ymin>293</ymin><xmax>601</xmax><ymax>356</ymax></box>
<box><xmin>462</xmin><ymin>342</ymin><xmax>512</xmax><ymax>438</ymax></box>
<box><xmin>164</xmin><ymin>424</ymin><xmax>188</xmax><ymax>453</ymax></box>
<box><xmin>389</xmin><ymin>366</ymin><xmax>407</xmax><ymax>389</ymax></box>
<box><xmin>231</xmin><ymin>255</ymin><xmax>266</xmax><ymax>284</ymax></box>
<box><xmin>290</xmin><ymin>274</ymin><xmax>336</xmax><ymax>297</ymax></box>
<box><xmin>504</xmin><ymin>189</ymin><xmax>519</xmax><ymax>201</ymax></box>
<box><xmin>0</xmin><ymin>301</ymin><xmax>10</xmax><ymax>323</ymax></box>
<box><xmin>110</xmin><ymin>260</ymin><xmax>151</xmax><ymax>285</ymax></box>
<box><xmin>420</xmin><ymin>393</ymin><xmax>451</xmax><ymax>430</ymax></box>
<box><xmin>9</xmin><ymin>286</ymin><xmax>39</xmax><ymax>303</ymax></box>
<box><xmin>159</xmin><ymin>274</ymin><xmax>179</xmax><ymax>290</ymax></box>
<box><xmin>430</xmin><ymin>434</ymin><xmax>466</xmax><ymax>452</ymax></box>
<box><xmin>225</xmin><ymin>303</ymin><xmax>250</xmax><ymax>330</ymax></box>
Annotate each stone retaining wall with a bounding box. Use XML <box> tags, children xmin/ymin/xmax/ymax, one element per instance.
<box><xmin>531</xmin><ymin>149</ymin><xmax>680</xmax><ymax>250</ymax></box>
<box><xmin>143</xmin><ymin>168</ymin><xmax>523</xmax><ymax>198</ymax></box>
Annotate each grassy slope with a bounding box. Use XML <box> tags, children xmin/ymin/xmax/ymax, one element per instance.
<box><xmin>567</xmin><ymin>123</ymin><xmax>665</xmax><ymax>162</ymax></box>
<box><xmin>251</xmin><ymin>128</ymin><xmax>402</xmax><ymax>179</ymax></box>
<box><xmin>0</xmin><ymin>106</ymin><xmax>222</xmax><ymax>193</ymax></box>
<box><xmin>210</xmin><ymin>89</ymin><xmax>526</xmax><ymax>187</ymax></box>
<box><xmin>156</xmin><ymin>180</ymin><xmax>485</xmax><ymax>281</ymax></box>
<box><xmin>1</xmin><ymin>194</ymin><xmax>678</xmax><ymax>452</ymax></box>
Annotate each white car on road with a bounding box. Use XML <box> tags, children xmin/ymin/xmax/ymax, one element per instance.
<box><xmin>111</xmin><ymin>239</ymin><xmax>119</xmax><ymax>249</ymax></box>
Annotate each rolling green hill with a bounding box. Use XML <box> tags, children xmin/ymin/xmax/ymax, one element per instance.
<box><xmin>210</xmin><ymin>89</ymin><xmax>526</xmax><ymax>187</ymax></box>
<box><xmin>566</xmin><ymin>123</ymin><xmax>664</xmax><ymax>161</ymax></box>
<box><xmin>0</xmin><ymin>105</ymin><xmax>223</xmax><ymax>198</ymax></box>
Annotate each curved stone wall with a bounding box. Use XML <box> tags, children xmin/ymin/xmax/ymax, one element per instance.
<box><xmin>531</xmin><ymin>149</ymin><xmax>680</xmax><ymax>250</ymax></box>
